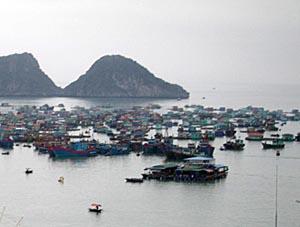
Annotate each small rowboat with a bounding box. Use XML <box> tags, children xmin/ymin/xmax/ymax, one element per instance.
<box><xmin>89</xmin><ymin>203</ymin><xmax>102</xmax><ymax>213</ymax></box>
<box><xmin>25</xmin><ymin>168</ymin><xmax>33</xmax><ymax>174</ymax></box>
<box><xmin>125</xmin><ymin>178</ymin><xmax>144</xmax><ymax>183</ymax></box>
<box><xmin>58</xmin><ymin>176</ymin><xmax>64</xmax><ymax>183</ymax></box>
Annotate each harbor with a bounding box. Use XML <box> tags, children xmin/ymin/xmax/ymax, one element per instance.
<box><xmin>1</xmin><ymin>0</ymin><xmax>299</xmax><ymax>225</ymax></box>
<box><xmin>0</xmin><ymin>96</ymin><xmax>300</xmax><ymax>226</ymax></box>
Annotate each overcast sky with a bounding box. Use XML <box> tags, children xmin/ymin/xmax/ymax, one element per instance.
<box><xmin>0</xmin><ymin>0</ymin><xmax>299</xmax><ymax>89</ymax></box>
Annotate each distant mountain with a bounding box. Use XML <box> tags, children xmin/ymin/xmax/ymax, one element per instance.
<box><xmin>64</xmin><ymin>55</ymin><xmax>189</xmax><ymax>98</ymax></box>
<box><xmin>0</xmin><ymin>53</ymin><xmax>62</xmax><ymax>96</ymax></box>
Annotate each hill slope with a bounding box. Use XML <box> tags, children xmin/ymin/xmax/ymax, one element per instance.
<box><xmin>0</xmin><ymin>53</ymin><xmax>62</xmax><ymax>96</ymax></box>
<box><xmin>64</xmin><ymin>55</ymin><xmax>189</xmax><ymax>98</ymax></box>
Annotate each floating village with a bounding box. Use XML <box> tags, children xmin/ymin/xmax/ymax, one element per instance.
<box><xmin>0</xmin><ymin>102</ymin><xmax>300</xmax><ymax>216</ymax></box>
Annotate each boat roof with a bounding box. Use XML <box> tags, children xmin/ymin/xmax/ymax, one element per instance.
<box><xmin>184</xmin><ymin>157</ymin><xmax>215</xmax><ymax>162</ymax></box>
<box><xmin>148</xmin><ymin>163</ymin><xmax>178</xmax><ymax>170</ymax></box>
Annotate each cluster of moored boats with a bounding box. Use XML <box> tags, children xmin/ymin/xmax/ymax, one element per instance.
<box><xmin>1</xmin><ymin>103</ymin><xmax>300</xmax><ymax>183</ymax></box>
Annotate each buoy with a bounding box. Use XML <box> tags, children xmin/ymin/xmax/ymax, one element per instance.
<box><xmin>58</xmin><ymin>176</ymin><xmax>64</xmax><ymax>183</ymax></box>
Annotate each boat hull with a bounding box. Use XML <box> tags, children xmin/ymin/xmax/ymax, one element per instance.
<box><xmin>49</xmin><ymin>146</ymin><xmax>97</xmax><ymax>158</ymax></box>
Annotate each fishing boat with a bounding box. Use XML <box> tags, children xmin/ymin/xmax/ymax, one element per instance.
<box><xmin>296</xmin><ymin>133</ymin><xmax>300</xmax><ymax>142</ymax></box>
<box><xmin>281</xmin><ymin>133</ymin><xmax>295</xmax><ymax>142</ymax></box>
<box><xmin>89</xmin><ymin>203</ymin><xmax>102</xmax><ymax>213</ymax></box>
<box><xmin>165</xmin><ymin>148</ymin><xmax>195</xmax><ymax>160</ymax></box>
<box><xmin>25</xmin><ymin>168</ymin><xmax>33</xmax><ymax>174</ymax></box>
<box><xmin>262</xmin><ymin>139</ymin><xmax>285</xmax><ymax>149</ymax></box>
<box><xmin>104</xmin><ymin>145</ymin><xmax>129</xmax><ymax>156</ymax></box>
<box><xmin>125</xmin><ymin>178</ymin><xmax>144</xmax><ymax>183</ymax></box>
<box><xmin>197</xmin><ymin>142</ymin><xmax>215</xmax><ymax>157</ymax></box>
<box><xmin>245</xmin><ymin>132</ymin><xmax>264</xmax><ymax>141</ymax></box>
<box><xmin>0</xmin><ymin>138</ymin><xmax>14</xmax><ymax>149</ymax></box>
<box><xmin>143</xmin><ymin>139</ymin><xmax>172</xmax><ymax>155</ymax></box>
<box><xmin>49</xmin><ymin>142</ymin><xmax>97</xmax><ymax>158</ymax></box>
<box><xmin>223</xmin><ymin>139</ymin><xmax>245</xmax><ymax>150</ymax></box>
<box><xmin>225</xmin><ymin>128</ymin><xmax>236</xmax><ymax>137</ymax></box>
<box><xmin>214</xmin><ymin>129</ymin><xmax>225</xmax><ymax>137</ymax></box>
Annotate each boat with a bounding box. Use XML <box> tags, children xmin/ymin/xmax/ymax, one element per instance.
<box><xmin>296</xmin><ymin>133</ymin><xmax>300</xmax><ymax>142</ymax></box>
<box><xmin>125</xmin><ymin>178</ymin><xmax>144</xmax><ymax>183</ymax></box>
<box><xmin>0</xmin><ymin>138</ymin><xmax>14</xmax><ymax>149</ymax></box>
<box><xmin>104</xmin><ymin>145</ymin><xmax>129</xmax><ymax>156</ymax></box>
<box><xmin>49</xmin><ymin>142</ymin><xmax>97</xmax><ymax>158</ymax></box>
<box><xmin>89</xmin><ymin>203</ymin><xmax>102</xmax><ymax>213</ymax></box>
<box><xmin>245</xmin><ymin>132</ymin><xmax>264</xmax><ymax>141</ymax></box>
<box><xmin>174</xmin><ymin>157</ymin><xmax>228</xmax><ymax>182</ymax></box>
<box><xmin>25</xmin><ymin>168</ymin><xmax>33</xmax><ymax>174</ymax></box>
<box><xmin>223</xmin><ymin>139</ymin><xmax>245</xmax><ymax>150</ymax></box>
<box><xmin>225</xmin><ymin>128</ymin><xmax>236</xmax><ymax>137</ymax></box>
<box><xmin>142</xmin><ymin>163</ymin><xmax>179</xmax><ymax>180</ymax></box>
<box><xmin>165</xmin><ymin>147</ymin><xmax>195</xmax><ymax>160</ymax></box>
<box><xmin>197</xmin><ymin>142</ymin><xmax>214</xmax><ymax>157</ymax></box>
<box><xmin>1</xmin><ymin>151</ymin><xmax>10</xmax><ymax>155</ymax></box>
<box><xmin>262</xmin><ymin>139</ymin><xmax>285</xmax><ymax>149</ymax></box>
<box><xmin>143</xmin><ymin>157</ymin><xmax>229</xmax><ymax>182</ymax></box>
<box><xmin>281</xmin><ymin>133</ymin><xmax>295</xmax><ymax>142</ymax></box>
<box><xmin>143</xmin><ymin>139</ymin><xmax>172</xmax><ymax>155</ymax></box>
<box><xmin>58</xmin><ymin>176</ymin><xmax>64</xmax><ymax>183</ymax></box>
<box><xmin>214</xmin><ymin>129</ymin><xmax>225</xmax><ymax>137</ymax></box>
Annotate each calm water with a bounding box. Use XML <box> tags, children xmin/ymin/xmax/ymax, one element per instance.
<box><xmin>0</xmin><ymin>84</ymin><xmax>300</xmax><ymax>227</ymax></box>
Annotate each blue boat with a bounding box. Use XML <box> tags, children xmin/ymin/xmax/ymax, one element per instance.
<box><xmin>49</xmin><ymin>142</ymin><xmax>97</xmax><ymax>158</ymax></box>
<box><xmin>197</xmin><ymin>142</ymin><xmax>215</xmax><ymax>157</ymax></box>
<box><xmin>0</xmin><ymin>138</ymin><xmax>14</xmax><ymax>149</ymax></box>
<box><xmin>214</xmin><ymin>129</ymin><xmax>225</xmax><ymax>137</ymax></box>
<box><xmin>104</xmin><ymin>145</ymin><xmax>129</xmax><ymax>156</ymax></box>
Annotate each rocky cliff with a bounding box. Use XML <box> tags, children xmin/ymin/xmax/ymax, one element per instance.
<box><xmin>0</xmin><ymin>53</ymin><xmax>62</xmax><ymax>96</ymax></box>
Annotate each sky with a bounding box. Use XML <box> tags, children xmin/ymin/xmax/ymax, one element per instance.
<box><xmin>0</xmin><ymin>0</ymin><xmax>299</xmax><ymax>90</ymax></box>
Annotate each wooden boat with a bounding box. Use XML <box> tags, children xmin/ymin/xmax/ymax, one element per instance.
<box><xmin>89</xmin><ymin>203</ymin><xmax>102</xmax><ymax>213</ymax></box>
<box><xmin>223</xmin><ymin>139</ymin><xmax>245</xmax><ymax>151</ymax></box>
<box><xmin>246</xmin><ymin>132</ymin><xmax>264</xmax><ymax>141</ymax></box>
<box><xmin>25</xmin><ymin>168</ymin><xmax>33</xmax><ymax>174</ymax></box>
<box><xmin>125</xmin><ymin>178</ymin><xmax>144</xmax><ymax>183</ymax></box>
<box><xmin>58</xmin><ymin>176</ymin><xmax>64</xmax><ymax>183</ymax></box>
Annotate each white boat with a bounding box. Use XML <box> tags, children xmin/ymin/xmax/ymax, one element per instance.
<box><xmin>89</xmin><ymin>203</ymin><xmax>102</xmax><ymax>213</ymax></box>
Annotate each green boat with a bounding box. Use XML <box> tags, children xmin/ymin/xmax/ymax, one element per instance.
<box><xmin>281</xmin><ymin>133</ymin><xmax>295</xmax><ymax>142</ymax></box>
<box><xmin>262</xmin><ymin>139</ymin><xmax>285</xmax><ymax>149</ymax></box>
